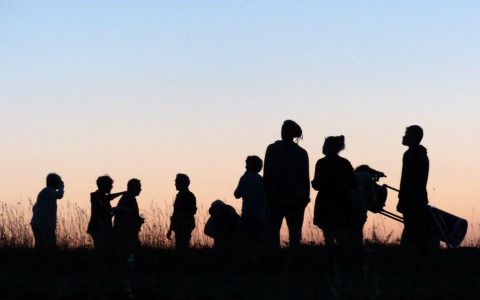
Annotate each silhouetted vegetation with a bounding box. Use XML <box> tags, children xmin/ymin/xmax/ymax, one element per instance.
<box><xmin>1</xmin><ymin>201</ymin><xmax>479</xmax><ymax>299</ymax></box>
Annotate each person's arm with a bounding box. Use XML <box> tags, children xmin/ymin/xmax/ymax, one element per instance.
<box><xmin>234</xmin><ymin>176</ymin><xmax>244</xmax><ymax>199</ymax></box>
<box><xmin>188</xmin><ymin>194</ymin><xmax>197</xmax><ymax>216</ymax></box>
<box><xmin>106</xmin><ymin>191</ymin><xmax>126</xmax><ymax>201</ymax></box>
<box><xmin>413</xmin><ymin>151</ymin><xmax>429</xmax><ymax>194</ymax></box>
<box><xmin>167</xmin><ymin>196</ymin><xmax>178</xmax><ymax>239</ymax></box>
<box><xmin>311</xmin><ymin>161</ymin><xmax>321</xmax><ymax>191</ymax></box>
<box><xmin>302</xmin><ymin>151</ymin><xmax>310</xmax><ymax>201</ymax></box>
<box><xmin>346</xmin><ymin>161</ymin><xmax>357</xmax><ymax>190</ymax></box>
<box><xmin>55</xmin><ymin>181</ymin><xmax>65</xmax><ymax>199</ymax></box>
<box><xmin>263</xmin><ymin>145</ymin><xmax>273</xmax><ymax>200</ymax></box>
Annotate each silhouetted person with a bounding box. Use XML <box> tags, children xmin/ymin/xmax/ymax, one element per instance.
<box><xmin>350</xmin><ymin>165</ymin><xmax>381</xmax><ymax>247</ymax></box>
<box><xmin>167</xmin><ymin>174</ymin><xmax>197</xmax><ymax>250</ymax></box>
<box><xmin>87</xmin><ymin>175</ymin><xmax>125</xmax><ymax>254</ymax></box>
<box><xmin>234</xmin><ymin>155</ymin><xmax>267</xmax><ymax>246</ymax></box>
<box><xmin>264</xmin><ymin>120</ymin><xmax>310</xmax><ymax>248</ymax></box>
<box><xmin>31</xmin><ymin>173</ymin><xmax>64</xmax><ymax>252</ymax></box>
<box><xmin>312</xmin><ymin>136</ymin><xmax>356</xmax><ymax>257</ymax></box>
<box><xmin>204</xmin><ymin>200</ymin><xmax>241</xmax><ymax>250</ymax></box>
<box><xmin>397</xmin><ymin>125</ymin><xmax>439</xmax><ymax>249</ymax></box>
<box><xmin>113</xmin><ymin>178</ymin><xmax>144</xmax><ymax>262</ymax></box>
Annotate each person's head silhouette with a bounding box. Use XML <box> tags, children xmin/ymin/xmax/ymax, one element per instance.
<box><xmin>402</xmin><ymin>125</ymin><xmax>423</xmax><ymax>147</ymax></box>
<box><xmin>245</xmin><ymin>155</ymin><xmax>263</xmax><ymax>173</ymax></box>
<box><xmin>322</xmin><ymin>135</ymin><xmax>345</xmax><ymax>156</ymax></box>
<box><xmin>127</xmin><ymin>178</ymin><xmax>142</xmax><ymax>196</ymax></box>
<box><xmin>96</xmin><ymin>175</ymin><xmax>114</xmax><ymax>194</ymax></box>
<box><xmin>46</xmin><ymin>173</ymin><xmax>63</xmax><ymax>190</ymax></box>
<box><xmin>281</xmin><ymin>120</ymin><xmax>303</xmax><ymax>143</ymax></box>
<box><xmin>175</xmin><ymin>174</ymin><xmax>190</xmax><ymax>192</ymax></box>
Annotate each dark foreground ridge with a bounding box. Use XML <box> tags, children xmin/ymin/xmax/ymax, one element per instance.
<box><xmin>1</xmin><ymin>244</ymin><xmax>479</xmax><ymax>299</ymax></box>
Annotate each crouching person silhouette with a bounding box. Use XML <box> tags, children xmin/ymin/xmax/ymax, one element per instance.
<box><xmin>167</xmin><ymin>174</ymin><xmax>197</xmax><ymax>250</ymax></box>
<box><xmin>350</xmin><ymin>165</ymin><xmax>380</xmax><ymax>248</ymax></box>
<box><xmin>87</xmin><ymin>175</ymin><xmax>125</xmax><ymax>255</ymax></box>
<box><xmin>31</xmin><ymin>173</ymin><xmax>64</xmax><ymax>253</ymax></box>
<box><xmin>113</xmin><ymin>178</ymin><xmax>144</xmax><ymax>265</ymax></box>
<box><xmin>204</xmin><ymin>200</ymin><xmax>241</xmax><ymax>250</ymax></box>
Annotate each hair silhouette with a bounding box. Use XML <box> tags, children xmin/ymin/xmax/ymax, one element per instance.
<box><xmin>406</xmin><ymin>125</ymin><xmax>424</xmax><ymax>144</ymax></box>
<box><xmin>281</xmin><ymin>120</ymin><xmax>303</xmax><ymax>142</ymax></box>
<box><xmin>246</xmin><ymin>155</ymin><xmax>263</xmax><ymax>173</ymax></box>
<box><xmin>323</xmin><ymin>135</ymin><xmax>345</xmax><ymax>155</ymax></box>
<box><xmin>96</xmin><ymin>175</ymin><xmax>113</xmax><ymax>190</ymax></box>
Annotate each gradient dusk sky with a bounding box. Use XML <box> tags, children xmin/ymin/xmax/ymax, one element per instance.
<box><xmin>1</xmin><ymin>2</ymin><xmax>480</xmax><ymax>239</ymax></box>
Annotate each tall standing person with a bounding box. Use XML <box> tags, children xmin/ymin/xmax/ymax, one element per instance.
<box><xmin>31</xmin><ymin>173</ymin><xmax>64</xmax><ymax>252</ymax></box>
<box><xmin>397</xmin><ymin>125</ymin><xmax>438</xmax><ymax>249</ymax></box>
<box><xmin>167</xmin><ymin>174</ymin><xmax>197</xmax><ymax>250</ymax></box>
<box><xmin>264</xmin><ymin>120</ymin><xmax>310</xmax><ymax>248</ymax></box>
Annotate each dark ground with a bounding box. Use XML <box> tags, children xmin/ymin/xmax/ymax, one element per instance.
<box><xmin>1</xmin><ymin>244</ymin><xmax>480</xmax><ymax>300</ymax></box>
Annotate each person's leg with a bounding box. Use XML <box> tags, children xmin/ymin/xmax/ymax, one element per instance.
<box><xmin>91</xmin><ymin>232</ymin><xmax>107</xmax><ymax>252</ymax></box>
<box><xmin>46</xmin><ymin>230</ymin><xmax>56</xmax><ymax>251</ymax></box>
<box><xmin>322</xmin><ymin>228</ymin><xmax>337</xmax><ymax>276</ymax></box>
<box><xmin>335</xmin><ymin>226</ymin><xmax>358</xmax><ymax>268</ymax></box>
<box><xmin>425</xmin><ymin>207</ymin><xmax>441</xmax><ymax>249</ymax></box>
<box><xmin>175</xmin><ymin>229</ymin><xmax>191</xmax><ymax>250</ymax></box>
<box><xmin>32</xmin><ymin>227</ymin><xmax>44</xmax><ymax>251</ymax></box>
<box><xmin>402</xmin><ymin>206</ymin><xmax>428</xmax><ymax>249</ymax></box>
<box><xmin>254</xmin><ymin>217</ymin><xmax>267</xmax><ymax>246</ymax></box>
<box><xmin>240</xmin><ymin>215</ymin><xmax>254</xmax><ymax>246</ymax></box>
<box><xmin>351</xmin><ymin>223</ymin><xmax>364</xmax><ymax>250</ymax></box>
<box><xmin>267</xmin><ymin>207</ymin><xmax>284</xmax><ymax>248</ymax></box>
<box><xmin>284</xmin><ymin>206</ymin><xmax>305</xmax><ymax>247</ymax></box>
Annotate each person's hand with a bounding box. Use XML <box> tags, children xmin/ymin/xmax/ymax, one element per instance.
<box><xmin>396</xmin><ymin>203</ymin><xmax>403</xmax><ymax>214</ymax></box>
<box><xmin>166</xmin><ymin>229</ymin><xmax>172</xmax><ymax>240</ymax></box>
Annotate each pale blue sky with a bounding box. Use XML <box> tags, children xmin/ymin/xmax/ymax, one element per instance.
<box><xmin>1</xmin><ymin>2</ymin><xmax>480</xmax><ymax>233</ymax></box>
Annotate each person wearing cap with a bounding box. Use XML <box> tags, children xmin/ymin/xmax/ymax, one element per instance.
<box><xmin>350</xmin><ymin>165</ymin><xmax>382</xmax><ymax>247</ymax></box>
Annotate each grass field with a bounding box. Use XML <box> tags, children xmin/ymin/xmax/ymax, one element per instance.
<box><xmin>1</xmin><ymin>201</ymin><xmax>479</xmax><ymax>299</ymax></box>
<box><xmin>0</xmin><ymin>200</ymin><xmax>400</xmax><ymax>249</ymax></box>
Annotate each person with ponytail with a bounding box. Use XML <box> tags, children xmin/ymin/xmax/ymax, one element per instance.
<box><xmin>263</xmin><ymin>120</ymin><xmax>310</xmax><ymax>248</ymax></box>
<box><xmin>311</xmin><ymin>136</ymin><xmax>357</xmax><ymax>261</ymax></box>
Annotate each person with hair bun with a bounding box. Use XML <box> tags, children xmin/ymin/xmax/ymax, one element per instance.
<box><xmin>312</xmin><ymin>136</ymin><xmax>357</xmax><ymax>260</ymax></box>
<box><xmin>264</xmin><ymin>120</ymin><xmax>310</xmax><ymax>248</ymax></box>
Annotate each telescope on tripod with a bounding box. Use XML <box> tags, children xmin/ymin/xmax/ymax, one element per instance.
<box><xmin>368</xmin><ymin>173</ymin><xmax>468</xmax><ymax>248</ymax></box>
